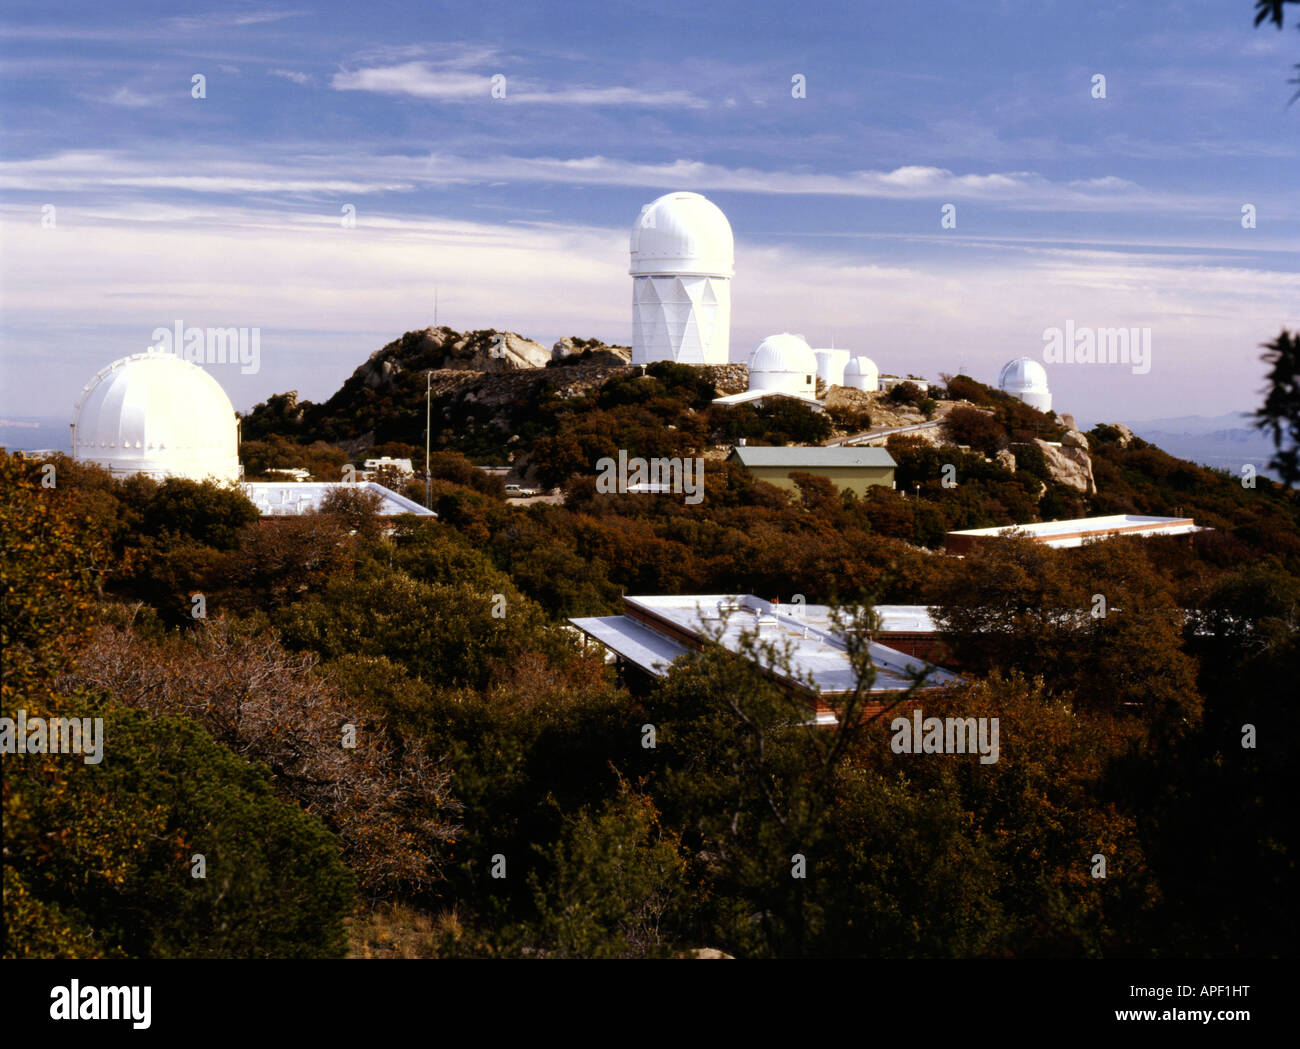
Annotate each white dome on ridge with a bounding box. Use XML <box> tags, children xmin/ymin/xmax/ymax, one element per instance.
<box><xmin>998</xmin><ymin>356</ymin><xmax>1052</xmax><ymax>412</ymax></box>
<box><xmin>842</xmin><ymin>356</ymin><xmax>879</xmax><ymax>392</ymax></box>
<box><xmin>71</xmin><ymin>348</ymin><xmax>241</xmax><ymax>482</ymax></box>
<box><xmin>748</xmin><ymin>334</ymin><xmax>817</xmax><ymax>395</ymax></box>
<box><xmin>629</xmin><ymin>192</ymin><xmax>734</xmax><ymax>278</ymax></box>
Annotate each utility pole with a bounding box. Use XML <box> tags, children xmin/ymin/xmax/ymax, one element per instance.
<box><xmin>425</xmin><ymin>371</ymin><xmax>432</xmax><ymax>509</ymax></box>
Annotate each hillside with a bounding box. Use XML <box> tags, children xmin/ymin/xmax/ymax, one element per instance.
<box><xmin>238</xmin><ymin>327</ymin><xmax>1298</xmax><ymax>556</ymax></box>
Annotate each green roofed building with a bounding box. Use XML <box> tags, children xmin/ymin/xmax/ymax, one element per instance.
<box><xmin>727</xmin><ymin>445</ymin><xmax>896</xmax><ymax>496</ymax></box>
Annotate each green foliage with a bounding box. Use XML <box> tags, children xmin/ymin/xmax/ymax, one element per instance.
<box><xmin>528</xmin><ymin>785</ymin><xmax>689</xmax><ymax>958</ymax></box>
<box><xmin>5</xmin><ymin>702</ymin><xmax>354</xmax><ymax>958</ymax></box>
<box><xmin>889</xmin><ymin>380</ymin><xmax>927</xmax><ymax>406</ymax></box>
<box><xmin>1254</xmin><ymin>329</ymin><xmax>1300</xmax><ymax>486</ymax></box>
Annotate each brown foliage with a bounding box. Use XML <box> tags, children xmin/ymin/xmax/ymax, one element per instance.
<box><xmin>65</xmin><ymin>613</ymin><xmax>460</xmax><ymax>899</ymax></box>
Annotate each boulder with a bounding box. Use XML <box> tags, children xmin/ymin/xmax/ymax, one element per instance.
<box><xmin>1036</xmin><ymin>436</ymin><xmax>1096</xmax><ymax>494</ymax></box>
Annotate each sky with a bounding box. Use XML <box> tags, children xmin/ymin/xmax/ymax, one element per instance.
<box><xmin>1</xmin><ymin>0</ymin><xmax>1297</xmax><ymax>433</ymax></box>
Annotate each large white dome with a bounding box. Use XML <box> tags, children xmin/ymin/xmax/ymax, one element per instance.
<box><xmin>72</xmin><ymin>349</ymin><xmax>241</xmax><ymax>482</ymax></box>
<box><xmin>998</xmin><ymin>356</ymin><xmax>1052</xmax><ymax>411</ymax></box>
<box><xmin>842</xmin><ymin>356</ymin><xmax>879</xmax><ymax>392</ymax></box>
<box><xmin>748</xmin><ymin>334</ymin><xmax>817</xmax><ymax>395</ymax></box>
<box><xmin>629</xmin><ymin>191</ymin><xmax>734</xmax><ymax>278</ymax></box>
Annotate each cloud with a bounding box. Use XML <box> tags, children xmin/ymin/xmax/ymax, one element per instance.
<box><xmin>104</xmin><ymin>86</ymin><xmax>164</xmax><ymax>109</ymax></box>
<box><xmin>332</xmin><ymin>63</ymin><xmax>489</xmax><ymax>100</ymax></box>
<box><xmin>270</xmin><ymin>69</ymin><xmax>312</xmax><ymax>85</ymax></box>
<box><xmin>165</xmin><ymin>10</ymin><xmax>304</xmax><ymax>32</ymax></box>
<box><xmin>3</xmin><ymin>147</ymin><xmax>1295</xmax><ymax>229</ymax></box>
<box><xmin>331</xmin><ymin>61</ymin><xmax>706</xmax><ymax>107</ymax></box>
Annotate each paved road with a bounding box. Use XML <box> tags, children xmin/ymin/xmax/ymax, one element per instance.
<box><xmin>825</xmin><ymin>420</ymin><xmax>941</xmax><ymax>447</ymax></box>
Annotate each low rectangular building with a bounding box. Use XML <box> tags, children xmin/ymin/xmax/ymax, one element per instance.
<box><xmin>570</xmin><ymin>595</ymin><xmax>960</xmax><ymax>724</ymax></box>
<box><xmin>728</xmin><ymin>445</ymin><xmax>896</xmax><ymax>495</ymax></box>
<box><xmin>945</xmin><ymin>513</ymin><xmax>1204</xmax><ymax>554</ymax></box>
<box><xmin>242</xmin><ymin>481</ymin><xmax>434</xmax><ymax>517</ymax></box>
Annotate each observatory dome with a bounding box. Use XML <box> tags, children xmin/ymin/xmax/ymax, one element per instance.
<box><xmin>842</xmin><ymin>356</ymin><xmax>879</xmax><ymax>392</ymax></box>
<box><xmin>998</xmin><ymin>356</ymin><xmax>1052</xmax><ymax>412</ymax></box>
<box><xmin>72</xmin><ymin>349</ymin><xmax>241</xmax><ymax>482</ymax></box>
<box><xmin>748</xmin><ymin>334</ymin><xmax>818</xmax><ymax>395</ymax></box>
<box><xmin>629</xmin><ymin>192</ymin><xmax>734</xmax><ymax>277</ymax></box>
<box><xmin>629</xmin><ymin>191</ymin><xmax>734</xmax><ymax>366</ymax></box>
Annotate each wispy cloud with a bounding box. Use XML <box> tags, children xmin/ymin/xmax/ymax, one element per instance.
<box><xmin>332</xmin><ymin>63</ymin><xmax>488</xmax><ymax>100</ymax></box>
<box><xmin>165</xmin><ymin>10</ymin><xmax>304</xmax><ymax>32</ymax></box>
<box><xmin>270</xmin><ymin>69</ymin><xmax>312</xmax><ymax>85</ymax></box>
<box><xmin>104</xmin><ymin>86</ymin><xmax>164</xmax><ymax>109</ymax></box>
<box><xmin>331</xmin><ymin>61</ymin><xmax>706</xmax><ymax>107</ymax></box>
<box><xmin>1</xmin><ymin>148</ymin><xmax>1270</xmax><ymax>218</ymax></box>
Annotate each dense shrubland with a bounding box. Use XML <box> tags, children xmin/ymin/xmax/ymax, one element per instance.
<box><xmin>6</xmin><ymin>352</ymin><xmax>1298</xmax><ymax>958</ymax></box>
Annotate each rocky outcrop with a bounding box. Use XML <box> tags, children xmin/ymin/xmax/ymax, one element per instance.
<box><xmin>1109</xmin><ymin>422</ymin><xmax>1137</xmax><ymax>448</ymax></box>
<box><xmin>551</xmin><ymin>336</ymin><xmax>632</xmax><ymax>367</ymax></box>
<box><xmin>700</xmin><ymin>363</ymin><xmax>748</xmax><ymax>396</ymax></box>
<box><xmin>1036</xmin><ymin>430</ymin><xmax>1096</xmax><ymax>494</ymax></box>
<box><xmin>356</xmin><ymin>327</ymin><xmax>551</xmax><ymax>388</ymax></box>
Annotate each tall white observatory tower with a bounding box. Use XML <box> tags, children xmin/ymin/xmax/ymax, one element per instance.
<box><xmin>629</xmin><ymin>191</ymin><xmax>734</xmax><ymax>366</ymax></box>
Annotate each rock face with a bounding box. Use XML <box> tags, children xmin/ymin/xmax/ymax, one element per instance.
<box><xmin>357</xmin><ymin>327</ymin><xmax>551</xmax><ymax>387</ymax></box>
<box><xmin>996</xmin><ymin>448</ymin><xmax>1017</xmax><ymax>473</ymax></box>
<box><xmin>1108</xmin><ymin>422</ymin><xmax>1137</xmax><ymax>448</ymax></box>
<box><xmin>1036</xmin><ymin>431</ymin><xmax>1096</xmax><ymax>494</ymax></box>
<box><xmin>551</xmin><ymin>336</ymin><xmax>632</xmax><ymax>367</ymax></box>
<box><xmin>701</xmin><ymin>363</ymin><xmax>748</xmax><ymax>396</ymax></box>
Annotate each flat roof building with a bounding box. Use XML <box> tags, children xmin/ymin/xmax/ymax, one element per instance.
<box><xmin>242</xmin><ymin>481</ymin><xmax>434</xmax><ymax>517</ymax></box>
<box><xmin>728</xmin><ymin>445</ymin><xmax>896</xmax><ymax>495</ymax></box>
<box><xmin>570</xmin><ymin>594</ymin><xmax>960</xmax><ymax>724</ymax></box>
<box><xmin>945</xmin><ymin>513</ymin><xmax>1204</xmax><ymax>554</ymax></box>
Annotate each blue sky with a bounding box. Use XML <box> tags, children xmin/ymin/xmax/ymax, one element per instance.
<box><xmin>1</xmin><ymin>0</ymin><xmax>1296</xmax><ymax>431</ymax></box>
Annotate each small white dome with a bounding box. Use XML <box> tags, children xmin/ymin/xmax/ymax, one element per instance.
<box><xmin>629</xmin><ymin>191</ymin><xmax>734</xmax><ymax>277</ymax></box>
<box><xmin>998</xmin><ymin>356</ymin><xmax>1052</xmax><ymax>411</ymax></box>
<box><xmin>842</xmin><ymin>356</ymin><xmax>879</xmax><ymax>392</ymax></box>
<box><xmin>748</xmin><ymin>333</ymin><xmax>817</xmax><ymax>395</ymax></box>
<box><xmin>72</xmin><ymin>349</ymin><xmax>240</xmax><ymax>482</ymax></box>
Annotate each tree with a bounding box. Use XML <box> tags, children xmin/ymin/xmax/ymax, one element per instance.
<box><xmin>1253</xmin><ymin>0</ymin><xmax>1300</xmax><ymax>102</ymax></box>
<box><xmin>943</xmin><ymin>406</ymin><xmax>1005</xmax><ymax>456</ymax></box>
<box><xmin>1254</xmin><ymin>330</ymin><xmax>1300</xmax><ymax>487</ymax></box>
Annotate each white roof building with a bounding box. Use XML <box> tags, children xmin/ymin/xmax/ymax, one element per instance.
<box><xmin>946</xmin><ymin>513</ymin><xmax>1204</xmax><ymax>553</ymax></box>
<box><xmin>241</xmin><ymin>481</ymin><xmax>435</xmax><ymax>517</ymax></box>
<box><xmin>570</xmin><ymin>594</ymin><xmax>961</xmax><ymax>724</ymax></box>
<box><xmin>630</xmin><ymin>191</ymin><xmax>734</xmax><ymax>366</ymax></box>
<box><xmin>71</xmin><ymin>349</ymin><xmax>241</xmax><ymax>483</ymax></box>
<box><xmin>998</xmin><ymin>356</ymin><xmax>1052</xmax><ymax>412</ymax></box>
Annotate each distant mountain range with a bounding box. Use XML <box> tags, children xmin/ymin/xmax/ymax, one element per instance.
<box><xmin>1104</xmin><ymin>411</ymin><xmax>1283</xmax><ymax>482</ymax></box>
<box><xmin>0</xmin><ymin>416</ymin><xmax>69</xmax><ymax>453</ymax></box>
